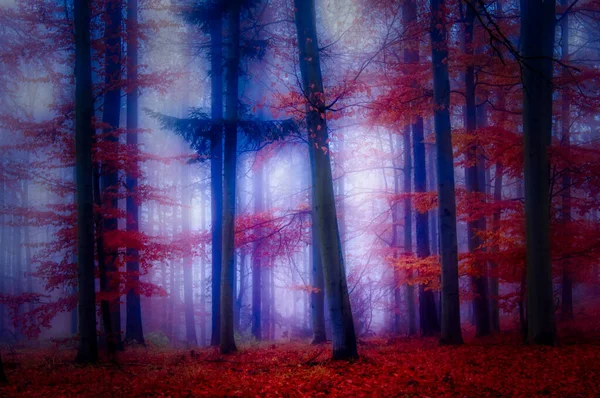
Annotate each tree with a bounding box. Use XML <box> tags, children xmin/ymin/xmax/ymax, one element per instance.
<box><xmin>559</xmin><ymin>0</ymin><xmax>573</xmax><ymax>321</ymax></box>
<box><xmin>220</xmin><ymin>0</ymin><xmax>242</xmax><ymax>354</ymax></box>
<box><xmin>209</xmin><ymin>8</ymin><xmax>225</xmax><ymax>349</ymax></box>
<box><xmin>402</xmin><ymin>127</ymin><xmax>415</xmax><ymax>335</ymax></box>
<box><xmin>294</xmin><ymin>0</ymin><xmax>358</xmax><ymax>360</ymax></box>
<box><xmin>0</xmin><ymin>349</ymin><xmax>5</xmax><ymax>383</ymax></box>
<box><xmin>430</xmin><ymin>0</ymin><xmax>462</xmax><ymax>345</ymax></box>
<box><xmin>413</xmin><ymin>117</ymin><xmax>439</xmax><ymax>336</ymax></box>
<box><xmin>463</xmin><ymin>0</ymin><xmax>490</xmax><ymax>337</ymax></box>
<box><xmin>125</xmin><ymin>0</ymin><xmax>145</xmax><ymax>346</ymax></box>
<box><xmin>74</xmin><ymin>0</ymin><xmax>99</xmax><ymax>364</ymax></box>
<box><xmin>521</xmin><ymin>0</ymin><xmax>557</xmax><ymax>345</ymax></box>
<box><xmin>182</xmin><ymin>165</ymin><xmax>198</xmax><ymax>347</ymax></box>
<box><xmin>310</xmin><ymin>179</ymin><xmax>327</xmax><ymax>344</ymax></box>
<box><xmin>99</xmin><ymin>0</ymin><xmax>123</xmax><ymax>353</ymax></box>
<box><xmin>252</xmin><ymin>164</ymin><xmax>263</xmax><ymax>340</ymax></box>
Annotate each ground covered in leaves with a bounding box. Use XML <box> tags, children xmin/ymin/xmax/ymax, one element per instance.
<box><xmin>2</xmin><ymin>331</ymin><xmax>600</xmax><ymax>397</ymax></box>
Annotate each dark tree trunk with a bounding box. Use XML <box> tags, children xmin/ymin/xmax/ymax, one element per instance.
<box><xmin>414</xmin><ymin>117</ymin><xmax>440</xmax><ymax>336</ymax></box>
<box><xmin>74</xmin><ymin>0</ymin><xmax>98</xmax><ymax>364</ymax></box>
<box><xmin>427</xmin><ymin>143</ymin><xmax>438</xmax><ymax>257</ymax></box>
<box><xmin>308</xmin><ymin>144</ymin><xmax>326</xmax><ymax>344</ymax></box>
<box><xmin>125</xmin><ymin>0</ymin><xmax>145</xmax><ymax>346</ymax></box>
<box><xmin>490</xmin><ymin>160</ymin><xmax>503</xmax><ymax>332</ymax></box>
<box><xmin>93</xmin><ymin>166</ymin><xmax>115</xmax><ymax>356</ymax></box>
<box><xmin>200</xmin><ymin>186</ymin><xmax>208</xmax><ymax>345</ymax></box>
<box><xmin>220</xmin><ymin>0</ymin><xmax>241</xmax><ymax>354</ymax></box>
<box><xmin>100</xmin><ymin>0</ymin><xmax>123</xmax><ymax>352</ymax></box>
<box><xmin>0</xmin><ymin>349</ymin><xmax>6</xmax><ymax>383</ymax></box>
<box><xmin>402</xmin><ymin>127</ymin><xmax>417</xmax><ymax>336</ymax></box>
<box><xmin>295</xmin><ymin>0</ymin><xmax>357</xmax><ymax>360</ymax></box>
<box><xmin>521</xmin><ymin>0</ymin><xmax>557</xmax><ymax>345</ymax></box>
<box><xmin>560</xmin><ymin>0</ymin><xmax>573</xmax><ymax>321</ymax></box>
<box><xmin>183</xmin><ymin>167</ymin><xmax>197</xmax><ymax>347</ymax></box>
<box><xmin>236</xmin><ymin>250</ymin><xmax>245</xmax><ymax>332</ymax></box>
<box><xmin>209</xmin><ymin>15</ymin><xmax>224</xmax><ymax>348</ymax></box>
<box><xmin>252</xmin><ymin>165</ymin><xmax>263</xmax><ymax>340</ymax></box>
<box><xmin>401</xmin><ymin>0</ymin><xmax>419</xmax><ymax>339</ymax></box>
<box><xmin>430</xmin><ymin>0</ymin><xmax>463</xmax><ymax>345</ymax></box>
<box><xmin>463</xmin><ymin>3</ymin><xmax>490</xmax><ymax>337</ymax></box>
<box><xmin>311</xmin><ymin>204</ymin><xmax>327</xmax><ymax>344</ymax></box>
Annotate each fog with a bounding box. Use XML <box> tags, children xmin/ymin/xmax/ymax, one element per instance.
<box><xmin>0</xmin><ymin>0</ymin><xmax>599</xmax><ymax>357</ymax></box>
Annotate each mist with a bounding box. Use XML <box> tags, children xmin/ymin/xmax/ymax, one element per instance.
<box><xmin>1</xmin><ymin>0</ymin><xmax>599</xmax><ymax>395</ymax></box>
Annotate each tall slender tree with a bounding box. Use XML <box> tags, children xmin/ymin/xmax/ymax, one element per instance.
<box><xmin>125</xmin><ymin>0</ymin><xmax>145</xmax><ymax>346</ymax></box>
<box><xmin>560</xmin><ymin>0</ymin><xmax>573</xmax><ymax>321</ymax></box>
<box><xmin>220</xmin><ymin>0</ymin><xmax>241</xmax><ymax>354</ymax></box>
<box><xmin>463</xmin><ymin>1</ymin><xmax>490</xmax><ymax>337</ymax></box>
<box><xmin>74</xmin><ymin>0</ymin><xmax>99</xmax><ymax>364</ymax></box>
<box><xmin>430</xmin><ymin>0</ymin><xmax>463</xmax><ymax>345</ymax></box>
<box><xmin>183</xmin><ymin>165</ymin><xmax>198</xmax><ymax>346</ymax></box>
<box><xmin>251</xmin><ymin>164</ymin><xmax>263</xmax><ymax>340</ymax></box>
<box><xmin>521</xmin><ymin>0</ymin><xmax>557</xmax><ymax>345</ymax></box>
<box><xmin>209</xmin><ymin>10</ymin><xmax>224</xmax><ymax>348</ymax></box>
<box><xmin>414</xmin><ymin>117</ymin><xmax>439</xmax><ymax>335</ymax></box>
<box><xmin>294</xmin><ymin>0</ymin><xmax>358</xmax><ymax>360</ymax></box>
<box><xmin>402</xmin><ymin>127</ymin><xmax>415</xmax><ymax>335</ymax></box>
<box><xmin>100</xmin><ymin>0</ymin><xmax>123</xmax><ymax>352</ymax></box>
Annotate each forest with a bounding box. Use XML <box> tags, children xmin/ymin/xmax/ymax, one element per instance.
<box><xmin>0</xmin><ymin>0</ymin><xmax>599</xmax><ymax>396</ymax></box>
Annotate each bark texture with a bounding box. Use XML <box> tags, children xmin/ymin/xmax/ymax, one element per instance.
<box><xmin>295</xmin><ymin>0</ymin><xmax>357</xmax><ymax>360</ymax></box>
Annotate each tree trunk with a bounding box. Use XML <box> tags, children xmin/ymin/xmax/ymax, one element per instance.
<box><xmin>220</xmin><ymin>0</ymin><xmax>241</xmax><ymax>354</ymax></box>
<box><xmin>430</xmin><ymin>0</ymin><xmax>463</xmax><ymax>345</ymax></box>
<box><xmin>23</xmin><ymin>179</ymin><xmax>33</xmax><ymax>314</ymax></box>
<box><xmin>252</xmin><ymin>165</ymin><xmax>263</xmax><ymax>340</ymax></box>
<box><xmin>74</xmin><ymin>0</ymin><xmax>98</xmax><ymax>364</ymax></box>
<box><xmin>0</xmin><ymin>349</ymin><xmax>6</xmax><ymax>383</ymax></box>
<box><xmin>402</xmin><ymin>128</ymin><xmax>417</xmax><ymax>336</ymax></box>
<box><xmin>490</xmin><ymin>160</ymin><xmax>503</xmax><ymax>332</ymax></box>
<box><xmin>311</xmin><ymin>167</ymin><xmax>327</xmax><ymax>344</ymax></box>
<box><xmin>209</xmin><ymin>15</ymin><xmax>224</xmax><ymax>348</ymax></box>
<box><xmin>414</xmin><ymin>117</ymin><xmax>440</xmax><ymax>336</ymax></box>
<box><xmin>401</xmin><ymin>0</ymin><xmax>419</xmax><ymax>339</ymax></box>
<box><xmin>427</xmin><ymin>143</ymin><xmax>438</xmax><ymax>256</ymax></box>
<box><xmin>521</xmin><ymin>0</ymin><xmax>557</xmax><ymax>346</ymax></box>
<box><xmin>93</xmin><ymin>166</ymin><xmax>115</xmax><ymax>356</ymax></box>
<box><xmin>463</xmin><ymin>4</ymin><xmax>490</xmax><ymax>337</ymax></box>
<box><xmin>125</xmin><ymin>0</ymin><xmax>145</xmax><ymax>346</ymax></box>
<box><xmin>101</xmin><ymin>0</ymin><xmax>123</xmax><ymax>351</ymax></box>
<box><xmin>236</xmin><ymin>250</ymin><xmax>245</xmax><ymax>332</ymax></box>
<box><xmin>560</xmin><ymin>0</ymin><xmax>573</xmax><ymax>321</ymax></box>
<box><xmin>200</xmin><ymin>185</ymin><xmax>207</xmax><ymax>346</ymax></box>
<box><xmin>294</xmin><ymin>0</ymin><xmax>357</xmax><ymax>360</ymax></box>
<box><xmin>183</xmin><ymin>166</ymin><xmax>197</xmax><ymax>347</ymax></box>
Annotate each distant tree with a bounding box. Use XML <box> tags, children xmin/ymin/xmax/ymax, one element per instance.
<box><xmin>430</xmin><ymin>0</ymin><xmax>462</xmax><ymax>345</ymax></box>
<box><xmin>294</xmin><ymin>0</ymin><xmax>358</xmax><ymax>360</ymax></box>
<box><xmin>559</xmin><ymin>0</ymin><xmax>573</xmax><ymax>321</ymax></box>
<box><xmin>252</xmin><ymin>165</ymin><xmax>263</xmax><ymax>340</ymax></box>
<box><xmin>74</xmin><ymin>0</ymin><xmax>99</xmax><ymax>364</ymax></box>
<box><xmin>521</xmin><ymin>0</ymin><xmax>557</xmax><ymax>345</ymax></box>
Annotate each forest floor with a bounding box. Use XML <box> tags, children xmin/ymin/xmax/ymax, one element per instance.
<box><xmin>1</xmin><ymin>326</ymin><xmax>600</xmax><ymax>397</ymax></box>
